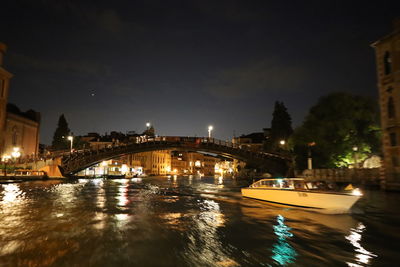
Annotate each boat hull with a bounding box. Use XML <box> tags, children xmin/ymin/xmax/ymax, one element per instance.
<box><xmin>241</xmin><ymin>188</ymin><xmax>360</xmax><ymax>214</ymax></box>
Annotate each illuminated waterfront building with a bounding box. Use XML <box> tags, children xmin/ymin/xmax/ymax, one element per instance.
<box><xmin>171</xmin><ymin>151</ymin><xmax>219</xmax><ymax>175</ymax></box>
<box><xmin>0</xmin><ymin>43</ymin><xmax>40</xmax><ymax>157</ymax></box>
<box><xmin>129</xmin><ymin>150</ymin><xmax>171</xmax><ymax>176</ymax></box>
<box><xmin>372</xmin><ymin>19</ymin><xmax>400</xmax><ymax>189</ymax></box>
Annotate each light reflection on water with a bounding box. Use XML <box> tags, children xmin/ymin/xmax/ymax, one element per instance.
<box><xmin>271</xmin><ymin>215</ymin><xmax>297</xmax><ymax>266</ymax></box>
<box><xmin>1</xmin><ymin>184</ymin><xmax>23</xmax><ymax>204</ymax></box>
<box><xmin>0</xmin><ymin>176</ymin><xmax>396</xmax><ymax>266</ymax></box>
<box><xmin>346</xmin><ymin>223</ymin><xmax>377</xmax><ymax>267</ymax></box>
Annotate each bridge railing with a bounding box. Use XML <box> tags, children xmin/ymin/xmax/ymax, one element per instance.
<box><xmin>55</xmin><ymin>135</ymin><xmax>286</xmax><ymax>162</ymax></box>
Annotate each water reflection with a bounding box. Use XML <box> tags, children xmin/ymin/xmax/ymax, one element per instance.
<box><xmin>185</xmin><ymin>199</ymin><xmax>237</xmax><ymax>266</ymax></box>
<box><xmin>0</xmin><ymin>177</ymin><xmax>396</xmax><ymax>266</ymax></box>
<box><xmin>271</xmin><ymin>215</ymin><xmax>297</xmax><ymax>266</ymax></box>
<box><xmin>1</xmin><ymin>184</ymin><xmax>23</xmax><ymax>204</ymax></box>
<box><xmin>346</xmin><ymin>223</ymin><xmax>377</xmax><ymax>267</ymax></box>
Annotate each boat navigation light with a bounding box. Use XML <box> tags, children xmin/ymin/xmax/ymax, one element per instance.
<box><xmin>352</xmin><ymin>188</ymin><xmax>363</xmax><ymax>196</ymax></box>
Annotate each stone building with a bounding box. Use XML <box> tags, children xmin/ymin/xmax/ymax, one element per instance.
<box><xmin>128</xmin><ymin>150</ymin><xmax>171</xmax><ymax>176</ymax></box>
<box><xmin>0</xmin><ymin>43</ymin><xmax>12</xmax><ymax>154</ymax></box>
<box><xmin>171</xmin><ymin>151</ymin><xmax>219</xmax><ymax>175</ymax></box>
<box><xmin>0</xmin><ymin>43</ymin><xmax>40</xmax><ymax>158</ymax></box>
<box><xmin>372</xmin><ymin>19</ymin><xmax>400</xmax><ymax>189</ymax></box>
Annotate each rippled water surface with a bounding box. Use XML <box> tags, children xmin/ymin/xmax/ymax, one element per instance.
<box><xmin>0</xmin><ymin>176</ymin><xmax>399</xmax><ymax>266</ymax></box>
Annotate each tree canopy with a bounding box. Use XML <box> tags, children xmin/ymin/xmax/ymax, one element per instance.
<box><xmin>51</xmin><ymin>114</ymin><xmax>71</xmax><ymax>150</ymax></box>
<box><xmin>291</xmin><ymin>92</ymin><xmax>381</xmax><ymax>169</ymax></box>
<box><xmin>266</xmin><ymin>101</ymin><xmax>293</xmax><ymax>151</ymax></box>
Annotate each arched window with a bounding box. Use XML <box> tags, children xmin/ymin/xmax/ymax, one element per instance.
<box><xmin>384</xmin><ymin>51</ymin><xmax>392</xmax><ymax>75</ymax></box>
<box><xmin>388</xmin><ymin>97</ymin><xmax>395</xmax><ymax>118</ymax></box>
<box><xmin>12</xmin><ymin>126</ymin><xmax>18</xmax><ymax>146</ymax></box>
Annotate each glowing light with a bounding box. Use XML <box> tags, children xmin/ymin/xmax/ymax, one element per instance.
<box><xmin>2</xmin><ymin>154</ymin><xmax>11</xmax><ymax>162</ymax></box>
<box><xmin>146</xmin><ymin>122</ymin><xmax>151</xmax><ymax>128</ymax></box>
<box><xmin>208</xmin><ymin>125</ymin><xmax>213</xmax><ymax>138</ymax></box>
<box><xmin>121</xmin><ymin>164</ymin><xmax>129</xmax><ymax>175</ymax></box>
<box><xmin>11</xmin><ymin>147</ymin><xmax>21</xmax><ymax>158</ymax></box>
<box><xmin>67</xmin><ymin>136</ymin><xmax>73</xmax><ymax>152</ymax></box>
<box><xmin>352</xmin><ymin>188</ymin><xmax>363</xmax><ymax>196</ymax></box>
<box><xmin>279</xmin><ymin>140</ymin><xmax>286</xmax><ymax>145</ymax></box>
<box><xmin>195</xmin><ymin>160</ymin><xmax>201</xmax><ymax>167</ymax></box>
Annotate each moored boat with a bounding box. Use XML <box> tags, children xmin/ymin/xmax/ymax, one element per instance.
<box><xmin>241</xmin><ymin>178</ymin><xmax>362</xmax><ymax>214</ymax></box>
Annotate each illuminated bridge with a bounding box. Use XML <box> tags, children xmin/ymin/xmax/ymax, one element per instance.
<box><xmin>60</xmin><ymin>137</ymin><xmax>292</xmax><ymax>177</ymax></box>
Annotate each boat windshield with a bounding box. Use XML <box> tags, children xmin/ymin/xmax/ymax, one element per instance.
<box><xmin>250</xmin><ymin>179</ymin><xmax>307</xmax><ymax>190</ymax></box>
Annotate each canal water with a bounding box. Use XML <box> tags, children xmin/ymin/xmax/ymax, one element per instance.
<box><xmin>0</xmin><ymin>176</ymin><xmax>398</xmax><ymax>267</ymax></box>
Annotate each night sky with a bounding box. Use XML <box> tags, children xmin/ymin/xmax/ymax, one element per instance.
<box><xmin>1</xmin><ymin>0</ymin><xmax>399</xmax><ymax>145</ymax></box>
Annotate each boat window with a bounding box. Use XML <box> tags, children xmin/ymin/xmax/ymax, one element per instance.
<box><xmin>294</xmin><ymin>181</ymin><xmax>306</xmax><ymax>190</ymax></box>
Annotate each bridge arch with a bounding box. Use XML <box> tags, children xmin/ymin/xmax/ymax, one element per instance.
<box><xmin>60</xmin><ymin>137</ymin><xmax>291</xmax><ymax>177</ymax></box>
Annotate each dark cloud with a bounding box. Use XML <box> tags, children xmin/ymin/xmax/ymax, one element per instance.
<box><xmin>36</xmin><ymin>0</ymin><xmax>126</xmax><ymax>34</ymax></box>
<box><xmin>205</xmin><ymin>60</ymin><xmax>309</xmax><ymax>99</ymax></box>
<box><xmin>8</xmin><ymin>53</ymin><xmax>110</xmax><ymax>76</ymax></box>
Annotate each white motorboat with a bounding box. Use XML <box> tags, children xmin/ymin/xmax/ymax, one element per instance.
<box><xmin>241</xmin><ymin>178</ymin><xmax>362</xmax><ymax>214</ymax></box>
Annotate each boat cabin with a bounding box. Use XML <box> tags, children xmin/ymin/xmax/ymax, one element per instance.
<box><xmin>250</xmin><ymin>178</ymin><xmax>308</xmax><ymax>190</ymax></box>
<box><xmin>250</xmin><ymin>178</ymin><xmax>339</xmax><ymax>191</ymax></box>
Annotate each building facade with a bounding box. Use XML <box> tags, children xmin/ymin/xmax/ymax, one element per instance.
<box><xmin>3</xmin><ymin>106</ymin><xmax>40</xmax><ymax>156</ymax></box>
<box><xmin>372</xmin><ymin>19</ymin><xmax>400</xmax><ymax>189</ymax></box>
<box><xmin>0</xmin><ymin>43</ymin><xmax>40</xmax><ymax>158</ymax></box>
<box><xmin>0</xmin><ymin>43</ymin><xmax>13</xmax><ymax>154</ymax></box>
<box><xmin>129</xmin><ymin>150</ymin><xmax>171</xmax><ymax>176</ymax></box>
<box><xmin>171</xmin><ymin>151</ymin><xmax>219</xmax><ymax>175</ymax></box>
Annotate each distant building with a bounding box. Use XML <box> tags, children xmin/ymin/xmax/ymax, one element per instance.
<box><xmin>171</xmin><ymin>151</ymin><xmax>219</xmax><ymax>175</ymax></box>
<box><xmin>128</xmin><ymin>150</ymin><xmax>171</xmax><ymax>176</ymax></box>
<box><xmin>0</xmin><ymin>43</ymin><xmax>40</xmax><ymax>157</ymax></box>
<box><xmin>232</xmin><ymin>132</ymin><xmax>266</xmax><ymax>152</ymax></box>
<box><xmin>372</xmin><ymin>19</ymin><xmax>400</xmax><ymax>189</ymax></box>
<box><xmin>4</xmin><ymin>104</ymin><xmax>40</xmax><ymax>156</ymax></box>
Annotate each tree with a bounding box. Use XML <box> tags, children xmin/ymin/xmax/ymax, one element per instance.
<box><xmin>142</xmin><ymin>126</ymin><xmax>155</xmax><ymax>137</ymax></box>
<box><xmin>291</xmin><ymin>92</ymin><xmax>381</xmax><ymax>169</ymax></box>
<box><xmin>51</xmin><ymin>114</ymin><xmax>71</xmax><ymax>150</ymax></box>
<box><xmin>265</xmin><ymin>101</ymin><xmax>293</xmax><ymax>151</ymax></box>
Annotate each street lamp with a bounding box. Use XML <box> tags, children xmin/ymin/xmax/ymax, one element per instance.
<box><xmin>11</xmin><ymin>147</ymin><xmax>21</xmax><ymax>174</ymax></box>
<box><xmin>307</xmin><ymin>142</ymin><xmax>316</xmax><ymax>170</ymax></box>
<box><xmin>146</xmin><ymin>122</ymin><xmax>151</xmax><ymax>129</ymax></box>
<box><xmin>353</xmin><ymin>146</ymin><xmax>358</xmax><ymax>168</ymax></box>
<box><xmin>67</xmin><ymin>136</ymin><xmax>73</xmax><ymax>153</ymax></box>
<box><xmin>208</xmin><ymin>125</ymin><xmax>213</xmax><ymax>138</ymax></box>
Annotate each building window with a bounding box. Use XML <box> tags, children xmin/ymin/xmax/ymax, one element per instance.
<box><xmin>388</xmin><ymin>97</ymin><xmax>395</xmax><ymax>118</ymax></box>
<box><xmin>12</xmin><ymin>126</ymin><xmax>18</xmax><ymax>146</ymax></box>
<box><xmin>392</xmin><ymin>156</ymin><xmax>400</xmax><ymax>167</ymax></box>
<box><xmin>0</xmin><ymin>80</ymin><xmax>4</xmax><ymax>98</ymax></box>
<box><xmin>384</xmin><ymin>51</ymin><xmax>392</xmax><ymax>75</ymax></box>
<box><xmin>389</xmin><ymin>132</ymin><xmax>397</xmax><ymax>146</ymax></box>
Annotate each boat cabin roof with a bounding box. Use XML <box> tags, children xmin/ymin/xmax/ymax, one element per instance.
<box><xmin>256</xmin><ymin>178</ymin><xmax>305</xmax><ymax>182</ymax></box>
